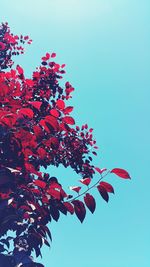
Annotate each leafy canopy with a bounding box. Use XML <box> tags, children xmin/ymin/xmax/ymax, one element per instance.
<box><xmin>0</xmin><ymin>22</ymin><xmax>130</xmax><ymax>261</ymax></box>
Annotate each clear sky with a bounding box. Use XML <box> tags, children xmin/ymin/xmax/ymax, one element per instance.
<box><xmin>0</xmin><ymin>1</ymin><xmax>150</xmax><ymax>266</ymax></box>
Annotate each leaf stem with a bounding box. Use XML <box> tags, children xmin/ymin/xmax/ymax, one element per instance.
<box><xmin>69</xmin><ymin>170</ymin><xmax>110</xmax><ymax>202</ymax></box>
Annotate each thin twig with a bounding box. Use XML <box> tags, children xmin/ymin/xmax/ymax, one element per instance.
<box><xmin>69</xmin><ymin>170</ymin><xmax>110</xmax><ymax>202</ymax></box>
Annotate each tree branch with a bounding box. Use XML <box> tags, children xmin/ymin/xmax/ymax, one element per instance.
<box><xmin>69</xmin><ymin>170</ymin><xmax>110</xmax><ymax>202</ymax></box>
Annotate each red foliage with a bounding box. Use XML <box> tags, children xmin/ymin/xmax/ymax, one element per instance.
<box><xmin>84</xmin><ymin>193</ymin><xmax>96</xmax><ymax>214</ymax></box>
<box><xmin>0</xmin><ymin>22</ymin><xmax>130</xmax><ymax>262</ymax></box>
<box><xmin>99</xmin><ymin>181</ymin><xmax>114</xmax><ymax>193</ymax></box>
<box><xmin>111</xmin><ymin>168</ymin><xmax>131</xmax><ymax>179</ymax></box>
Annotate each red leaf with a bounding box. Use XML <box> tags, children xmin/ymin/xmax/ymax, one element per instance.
<box><xmin>64</xmin><ymin>202</ymin><xmax>74</xmax><ymax>214</ymax></box>
<box><xmin>23</xmin><ymin>213</ymin><xmax>30</xmax><ymax>219</ymax></box>
<box><xmin>63</xmin><ymin>106</ymin><xmax>74</xmax><ymax>115</ymax></box>
<box><xmin>95</xmin><ymin>167</ymin><xmax>107</xmax><ymax>174</ymax></box>
<box><xmin>69</xmin><ymin>186</ymin><xmax>81</xmax><ymax>193</ymax></box>
<box><xmin>49</xmin><ymin>182</ymin><xmax>62</xmax><ymax>190</ymax></box>
<box><xmin>29</xmin><ymin>101</ymin><xmax>42</xmax><ymax>110</ymax></box>
<box><xmin>50</xmin><ymin>205</ymin><xmax>60</xmax><ymax>221</ymax></box>
<box><xmin>61</xmin><ymin>64</ymin><xmax>66</xmax><ymax>68</ymax></box>
<box><xmin>47</xmin><ymin>188</ymin><xmax>61</xmax><ymax>200</ymax></box>
<box><xmin>84</xmin><ymin>193</ymin><xmax>96</xmax><ymax>214</ymax></box>
<box><xmin>62</xmin><ymin>116</ymin><xmax>75</xmax><ymax>125</ymax></box>
<box><xmin>97</xmin><ymin>185</ymin><xmax>109</xmax><ymax>202</ymax></box>
<box><xmin>42</xmin><ymin>195</ymin><xmax>49</xmax><ymax>204</ymax></box>
<box><xmin>0</xmin><ymin>84</ymin><xmax>8</xmax><ymax>97</ymax></box>
<box><xmin>46</xmin><ymin>52</ymin><xmax>50</xmax><ymax>60</ymax></box>
<box><xmin>72</xmin><ymin>200</ymin><xmax>86</xmax><ymax>223</ymax></box>
<box><xmin>16</xmin><ymin>65</ymin><xmax>24</xmax><ymax>75</ymax></box>
<box><xmin>25</xmin><ymin>79</ymin><xmax>34</xmax><ymax>87</ymax></box>
<box><xmin>37</xmin><ymin>147</ymin><xmax>47</xmax><ymax>159</ymax></box>
<box><xmin>44</xmin><ymin>238</ymin><xmax>50</xmax><ymax>247</ymax></box>
<box><xmin>50</xmin><ymin>109</ymin><xmax>60</xmax><ymax>118</ymax></box>
<box><xmin>60</xmin><ymin>188</ymin><xmax>67</xmax><ymax>198</ymax></box>
<box><xmin>51</xmin><ymin>52</ymin><xmax>56</xmax><ymax>58</ymax></box>
<box><xmin>42</xmin><ymin>57</ymin><xmax>47</xmax><ymax>61</ymax></box>
<box><xmin>41</xmin><ymin>225</ymin><xmax>52</xmax><ymax>241</ymax></box>
<box><xmin>79</xmin><ymin>178</ymin><xmax>91</xmax><ymax>186</ymax></box>
<box><xmin>34</xmin><ymin>180</ymin><xmax>46</xmax><ymax>189</ymax></box>
<box><xmin>49</xmin><ymin>137</ymin><xmax>59</xmax><ymax>149</ymax></box>
<box><xmin>44</xmin><ymin>115</ymin><xmax>59</xmax><ymax>131</ymax></box>
<box><xmin>111</xmin><ymin>168</ymin><xmax>130</xmax><ymax>179</ymax></box>
<box><xmin>0</xmin><ymin>42</ymin><xmax>6</xmax><ymax>50</ymax></box>
<box><xmin>18</xmin><ymin>108</ymin><xmax>34</xmax><ymax>118</ymax></box>
<box><xmin>24</xmin><ymin>35</ymin><xmax>29</xmax><ymax>40</ymax></box>
<box><xmin>57</xmin><ymin>202</ymin><xmax>67</xmax><ymax>215</ymax></box>
<box><xmin>39</xmin><ymin>119</ymin><xmax>50</xmax><ymax>132</ymax></box>
<box><xmin>56</xmin><ymin>99</ymin><xmax>65</xmax><ymax>110</ymax></box>
<box><xmin>100</xmin><ymin>181</ymin><xmax>114</xmax><ymax>193</ymax></box>
<box><xmin>33</xmin><ymin>125</ymin><xmax>43</xmax><ymax>138</ymax></box>
<box><xmin>30</xmin><ymin>188</ymin><xmax>41</xmax><ymax>195</ymax></box>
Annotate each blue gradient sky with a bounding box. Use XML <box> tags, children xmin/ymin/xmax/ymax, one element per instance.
<box><xmin>0</xmin><ymin>1</ymin><xmax>150</xmax><ymax>266</ymax></box>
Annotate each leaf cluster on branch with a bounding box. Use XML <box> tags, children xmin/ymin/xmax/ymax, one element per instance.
<box><xmin>0</xmin><ymin>22</ymin><xmax>130</xmax><ymax>266</ymax></box>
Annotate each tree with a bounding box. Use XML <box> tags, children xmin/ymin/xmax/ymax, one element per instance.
<box><xmin>0</xmin><ymin>22</ymin><xmax>130</xmax><ymax>267</ymax></box>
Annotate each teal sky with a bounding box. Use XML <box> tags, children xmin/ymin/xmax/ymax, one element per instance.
<box><xmin>0</xmin><ymin>1</ymin><xmax>150</xmax><ymax>266</ymax></box>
